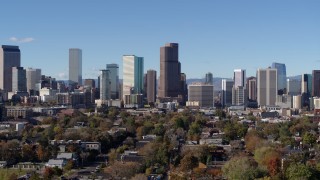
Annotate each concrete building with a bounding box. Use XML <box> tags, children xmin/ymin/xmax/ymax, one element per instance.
<box><xmin>287</xmin><ymin>79</ymin><xmax>301</xmax><ymax>96</ymax></box>
<box><xmin>122</xmin><ymin>55</ymin><xmax>144</xmax><ymax>100</ymax></box>
<box><xmin>146</xmin><ymin>70</ymin><xmax>157</xmax><ymax>104</ymax></box>
<box><xmin>26</xmin><ymin>68</ymin><xmax>41</xmax><ymax>92</ymax></box>
<box><xmin>222</xmin><ymin>79</ymin><xmax>234</xmax><ymax>107</ymax></box>
<box><xmin>232</xmin><ymin>86</ymin><xmax>246</xmax><ymax>106</ymax></box>
<box><xmin>69</xmin><ymin>48</ymin><xmax>82</xmax><ymax>85</ymax></box>
<box><xmin>187</xmin><ymin>84</ymin><xmax>214</xmax><ymax>107</ymax></box>
<box><xmin>293</xmin><ymin>95</ymin><xmax>302</xmax><ymax>109</ymax></box>
<box><xmin>312</xmin><ymin>70</ymin><xmax>320</xmax><ymax>97</ymax></box>
<box><xmin>246</xmin><ymin>77</ymin><xmax>257</xmax><ymax>101</ymax></box>
<box><xmin>257</xmin><ymin>68</ymin><xmax>277</xmax><ymax>106</ymax></box>
<box><xmin>107</xmin><ymin>64</ymin><xmax>119</xmax><ymax>99</ymax></box>
<box><xmin>12</xmin><ymin>67</ymin><xmax>27</xmax><ymax>92</ymax></box>
<box><xmin>271</xmin><ymin>62</ymin><xmax>286</xmax><ymax>94</ymax></box>
<box><xmin>99</xmin><ymin>70</ymin><xmax>111</xmax><ymax>101</ymax></box>
<box><xmin>158</xmin><ymin>43</ymin><xmax>183</xmax><ymax>99</ymax></box>
<box><xmin>6</xmin><ymin>106</ymin><xmax>32</xmax><ymax>119</ymax></box>
<box><xmin>0</xmin><ymin>45</ymin><xmax>21</xmax><ymax>92</ymax></box>
<box><xmin>234</xmin><ymin>69</ymin><xmax>246</xmax><ymax>88</ymax></box>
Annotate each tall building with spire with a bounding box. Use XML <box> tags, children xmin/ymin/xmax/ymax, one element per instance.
<box><xmin>0</xmin><ymin>45</ymin><xmax>21</xmax><ymax>91</ymax></box>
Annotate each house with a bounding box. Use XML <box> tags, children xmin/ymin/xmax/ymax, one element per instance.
<box><xmin>0</xmin><ymin>161</ymin><xmax>7</xmax><ymax>168</ymax></box>
<box><xmin>81</xmin><ymin>142</ymin><xmax>101</xmax><ymax>153</ymax></box>
<box><xmin>45</xmin><ymin>159</ymin><xmax>66</xmax><ymax>168</ymax></box>
<box><xmin>57</xmin><ymin>152</ymin><xmax>78</xmax><ymax>161</ymax></box>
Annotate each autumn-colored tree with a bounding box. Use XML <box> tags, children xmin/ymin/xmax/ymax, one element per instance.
<box><xmin>36</xmin><ymin>145</ymin><xmax>48</xmax><ymax>162</ymax></box>
<box><xmin>244</xmin><ymin>130</ymin><xmax>266</xmax><ymax>152</ymax></box>
<box><xmin>254</xmin><ymin>146</ymin><xmax>281</xmax><ymax>168</ymax></box>
<box><xmin>43</xmin><ymin>167</ymin><xmax>55</xmax><ymax>179</ymax></box>
<box><xmin>22</xmin><ymin>144</ymin><xmax>36</xmax><ymax>162</ymax></box>
<box><xmin>180</xmin><ymin>154</ymin><xmax>199</xmax><ymax>172</ymax></box>
<box><xmin>267</xmin><ymin>157</ymin><xmax>281</xmax><ymax>177</ymax></box>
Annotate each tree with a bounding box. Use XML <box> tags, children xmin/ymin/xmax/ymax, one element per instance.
<box><xmin>267</xmin><ymin>157</ymin><xmax>281</xmax><ymax>177</ymax></box>
<box><xmin>180</xmin><ymin>154</ymin><xmax>199</xmax><ymax>172</ymax></box>
<box><xmin>254</xmin><ymin>146</ymin><xmax>280</xmax><ymax>169</ymax></box>
<box><xmin>285</xmin><ymin>163</ymin><xmax>313</xmax><ymax>180</ymax></box>
<box><xmin>302</xmin><ymin>132</ymin><xmax>317</xmax><ymax>146</ymax></box>
<box><xmin>8</xmin><ymin>173</ymin><xmax>18</xmax><ymax>180</ymax></box>
<box><xmin>222</xmin><ymin>156</ymin><xmax>265</xmax><ymax>180</ymax></box>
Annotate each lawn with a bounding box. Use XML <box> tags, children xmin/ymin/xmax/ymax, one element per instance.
<box><xmin>0</xmin><ymin>168</ymin><xmax>27</xmax><ymax>179</ymax></box>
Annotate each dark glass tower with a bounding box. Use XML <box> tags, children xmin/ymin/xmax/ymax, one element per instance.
<box><xmin>158</xmin><ymin>43</ymin><xmax>181</xmax><ymax>98</ymax></box>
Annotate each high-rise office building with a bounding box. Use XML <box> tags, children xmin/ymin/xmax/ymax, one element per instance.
<box><xmin>158</xmin><ymin>43</ymin><xmax>182</xmax><ymax>98</ymax></box>
<box><xmin>0</xmin><ymin>45</ymin><xmax>21</xmax><ymax>91</ymax></box>
<box><xmin>107</xmin><ymin>64</ymin><xmax>119</xmax><ymax>99</ymax></box>
<box><xmin>99</xmin><ymin>70</ymin><xmax>110</xmax><ymax>101</ymax></box>
<box><xmin>205</xmin><ymin>72</ymin><xmax>213</xmax><ymax>85</ymax></box>
<box><xmin>287</xmin><ymin>79</ymin><xmax>301</xmax><ymax>96</ymax></box>
<box><xmin>188</xmin><ymin>84</ymin><xmax>214</xmax><ymax>107</ymax></box>
<box><xmin>12</xmin><ymin>67</ymin><xmax>27</xmax><ymax>92</ymax></box>
<box><xmin>222</xmin><ymin>79</ymin><xmax>234</xmax><ymax>107</ymax></box>
<box><xmin>232</xmin><ymin>86</ymin><xmax>246</xmax><ymax>105</ymax></box>
<box><xmin>146</xmin><ymin>70</ymin><xmax>157</xmax><ymax>103</ymax></box>
<box><xmin>122</xmin><ymin>55</ymin><xmax>144</xmax><ymax>100</ymax></box>
<box><xmin>257</xmin><ymin>68</ymin><xmax>277</xmax><ymax>106</ymax></box>
<box><xmin>312</xmin><ymin>70</ymin><xmax>320</xmax><ymax>97</ymax></box>
<box><xmin>271</xmin><ymin>62</ymin><xmax>286</xmax><ymax>94</ymax></box>
<box><xmin>246</xmin><ymin>77</ymin><xmax>257</xmax><ymax>101</ymax></box>
<box><xmin>84</xmin><ymin>79</ymin><xmax>96</xmax><ymax>88</ymax></box>
<box><xmin>234</xmin><ymin>69</ymin><xmax>246</xmax><ymax>88</ymax></box>
<box><xmin>302</xmin><ymin>74</ymin><xmax>312</xmax><ymax>95</ymax></box>
<box><xmin>26</xmin><ymin>68</ymin><xmax>41</xmax><ymax>92</ymax></box>
<box><xmin>69</xmin><ymin>48</ymin><xmax>82</xmax><ymax>85</ymax></box>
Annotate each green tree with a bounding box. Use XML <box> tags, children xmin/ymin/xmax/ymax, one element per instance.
<box><xmin>222</xmin><ymin>156</ymin><xmax>265</xmax><ymax>180</ymax></box>
<box><xmin>302</xmin><ymin>132</ymin><xmax>317</xmax><ymax>146</ymax></box>
<box><xmin>285</xmin><ymin>163</ymin><xmax>313</xmax><ymax>180</ymax></box>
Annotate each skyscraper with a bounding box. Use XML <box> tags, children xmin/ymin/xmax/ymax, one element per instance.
<box><xmin>257</xmin><ymin>68</ymin><xmax>277</xmax><ymax>106</ymax></box>
<box><xmin>302</xmin><ymin>74</ymin><xmax>312</xmax><ymax>95</ymax></box>
<box><xmin>84</xmin><ymin>79</ymin><xmax>96</xmax><ymax>88</ymax></box>
<box><xmin>26</xmin><ymin>68</ymin><xmax>41</xmax><ymax>92</ymax></box>
<box><xmin>271</xmin><ymin>62</ymin><xmax>286</xmax><ymax>94</ymax></box>
<box><xmin>146</xmin><ymin>70</ymin><xmax>157</xmax><ymax>103</ymax></box>
<box><xmin>99</xmin><ymin>69</ymin><xmax>110</xmax><ymax>101</ymax></box>
<box><xmin>69</xmin><ymin>48</ymin><xmax>82</xmax><ymax>85</ymax></box>
<box><xmin>107</xmin><ymin>64</ymin><xmax>119</xmax><ymax>99</ymax></box>
<box><xmin>246</xmin><ymin>77</ymin><xmax>257</xmax><ymax>101</ymax></box>
<box><xmin>205</xmin><ymin>72</ymin><xmax>213</xmax><ymax>85</ymax></box>
<box><xmin>158</xmin><ymin>43</ymin><xmax>182</xmax><ymax>98</ymax></box>
<box><xmin>312</xmin><ymin>70</ymin><xmax>320</xmax><ymax>97</ymax></box>
<box><xmin>287</xmin><ymin>79</ymin><xmax>301</xmax><ymax>96</ymax></box>
<box><xmin>0</xmin><ymin>45</ymin><xmax>21</xmax><ymax>91</ymax></box>
<box><xmin>232</xmin><ymin>86</ymin><xmax>246</xmax><ymax>105</ymax></box>
<box><xmin>12</xmin><ymin>67</ymin><xmax>27</xmax><ymax>92</ymax></box>
<box><xmin>122</xmin><ymin>55</ymin><xmax>144</xmax><ymax>99</ymax></box>
<box><xmin>222</xmin><ymin>79</ymin><xmax>234</xmax><ymax>107</ymax></box>
<box><xmin>234</xmin><ymin>69</ymin><xmax>246</xmax><ymax>88</ymax></box>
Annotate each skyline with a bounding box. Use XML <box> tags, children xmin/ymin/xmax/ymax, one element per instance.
<box><xmin>1</xmin><ymin>1</ymin><xmax>320</xmax><ymax>79</ymax></box>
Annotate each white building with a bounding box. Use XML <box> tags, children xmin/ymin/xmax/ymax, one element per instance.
<box><xmin>257</xmin><ymin>68</ymin><xmax>277</xmax><ymax>106</ymax></box>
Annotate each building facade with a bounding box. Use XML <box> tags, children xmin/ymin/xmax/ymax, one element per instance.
<box><xmin>107</xmin><ymin>64</ymin><xmax>119</xmax><ymax>99</ymax></box>
<box><xmin>12</xmin><ymin>67</ymin><xmax>27</xmax><ymax>92</ymax></box>
<box><xmin>234</xmin><ymin>69</ymin><xmax>246</xmax><ymax>88</ymax></box>
<box><xmin>0</xmin><ymin>45</ymin><xmax>21</xmax><ymax>92</ymax></box>
<box><xmin>100</xmin><ymin>70</ymin><xmax>110</xmax><ymax>101</ymax></box>
<box><xmin>246</xmin><ymin>77</ymin><xmax>257</xmax><ymax>101</ymax></box>
<box><xmin>222</xmin><ymin>79</ymin><xmax>234</xmax><ymax>107</ymax></box>
<box><xmin>146</xmin><ymin>70</ymin><xmax>157</xmax><ymax>104</ymax></box>
<box><xmin>312</xmin><ymin>70</ymin><xmax>320</xmax><ymax>97</ymax></box>
<box><xmin>187</xmin><ymin>84</ymin><xmax>214</xmax><ymax>107</ymax></box>
<box><xmin>122</xmin><ymin>55</ymin><xmax>144</xmax><ymax>100</ymax></box>
<box><xmin>69</xmin><ymin>48</ymin><xmax>82</xmax><ymax>86</ymax></box>
<box><xmin>271</xmin><ymin>62</ymin><xmax>286</xmax><ymax>94</ymax></box>
<box><xmin>287</xmin><ymin>79</ymin><xmax>301</xmax><ymax>96</ymax></box>
<box><xmin>257</xmin><ymin>68</ymin><xmax>277</xmax><ymax>106</ymax></box>
<box><xmin>26</xmin><ymin>68</ymin><xmax>41</xmax><ymax>92</ymax></box>
<box><xmin>205</xmin><ymin>72</ymin><xmax>213</xmax><ymax>85</ymax></box>
<box><xmin>158</xmin><ymin>43</ymin><xmax>182</xmax><ymax>99</ymax></box>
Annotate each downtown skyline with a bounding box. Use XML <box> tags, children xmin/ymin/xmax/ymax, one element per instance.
<box><xmin>1</xmin><ymin>1</ymin><xmax>320</xmax><ymax>80</ymax></box>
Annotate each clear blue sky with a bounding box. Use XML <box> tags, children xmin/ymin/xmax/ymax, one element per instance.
<box><xmin>1</xmin><ymin>0</ymin><xmax>319</xmax><ymax>80</ymax></box>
